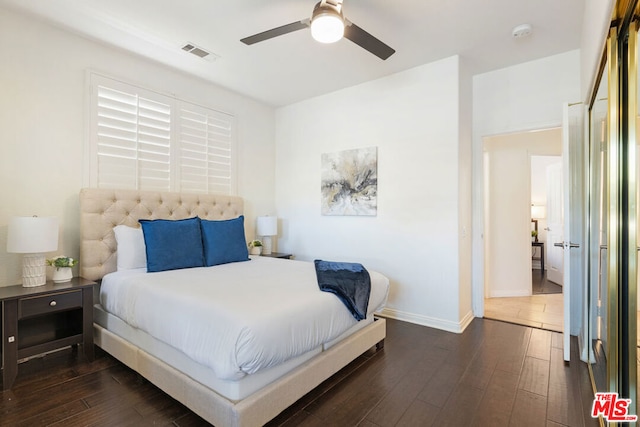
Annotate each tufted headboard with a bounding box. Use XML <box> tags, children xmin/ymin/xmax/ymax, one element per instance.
<box><xmin>79</xmin><ymin>188</ymin><xmax>244</xmax><ymax>281</ymax></box>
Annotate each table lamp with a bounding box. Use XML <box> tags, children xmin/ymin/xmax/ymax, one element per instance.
<box><xmin>530</xmin><ymin>204</ymin><xmax>546</xmax><ymax>243</ymax></box>
<box><xmin>7</xmin><ymin>216</ymin><xmax>59</xmax><ymax>287</ymax></box>
<box><xmin>531</xmin><ymin>204</ymin><xmax>546</xmax><ymax>220</ymax></box>
<box><xmin>256</xmin><ymin>216</ymin><xmax>278</xmax><ymax>255</ymax></box>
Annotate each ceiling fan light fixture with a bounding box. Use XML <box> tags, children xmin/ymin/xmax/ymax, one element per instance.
<box><xmin>240</xmin><ymin>0</ymin><xmax>395</xmax><ymax>60</ymax></box>
<box><xmin>310</xmin><ymin>4</ymin><xmax>344</xmax><ymax>44</ymax></box>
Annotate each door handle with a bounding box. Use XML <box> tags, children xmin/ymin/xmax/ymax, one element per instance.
<box><xmin>554</xmin><ymin>242</ymin><xmax>581</xmax><ymax>248</ymax></box>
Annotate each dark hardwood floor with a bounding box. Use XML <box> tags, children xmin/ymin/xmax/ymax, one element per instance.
<box><xmin>532</xmin><ymin>269</ymin><xmax>563</xmax><ymax>295</ymax></box>
<box><xmin>0</xmin><ymin>318</ymin><xmax>598</xmax><ymax>426</ymax></box>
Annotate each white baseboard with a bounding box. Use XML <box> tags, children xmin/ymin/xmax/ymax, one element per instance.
<box><xmin>377</xmin><ymin>307</ymin><xmax>475</xmax><ymax>334</ymax></box>
<box><xmin>487</xmin><ymin>289</ymin><xmax>532</xmax><ymax>298</ymax></box>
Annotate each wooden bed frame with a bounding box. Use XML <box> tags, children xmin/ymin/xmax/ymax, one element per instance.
<box><xmin>79</xmin><ymin>188</ymin><xmax>386</xmax><ymax>427</ymax></box>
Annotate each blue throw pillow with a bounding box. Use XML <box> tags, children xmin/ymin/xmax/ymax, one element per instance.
<box><xmin>139</xmin><ymin>217</ymin><xmax>205</xmax><ymax>272</ymax></box>
<box><xmin>200</xmin><ymin>216</ymin><xmax>250</xmax><ymax>266</ymax></box>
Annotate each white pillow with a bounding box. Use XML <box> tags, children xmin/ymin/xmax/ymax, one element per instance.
<box><xmin>114</xmin><ymin>225</ymin><xmax>147</xmax><ymax>270</ymax></box>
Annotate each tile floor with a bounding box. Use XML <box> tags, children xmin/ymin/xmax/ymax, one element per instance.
<box><xmin>484</xmin><ymin>275</ymin><xmax>640</xmax><ymax>342</ymax></box>
<box><xmin>484</xmin><ymin>293</ymin><xmax>564</xmax><ymax>333</ymax></box>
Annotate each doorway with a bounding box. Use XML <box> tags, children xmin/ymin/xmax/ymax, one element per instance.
<box><xmin>483</xmin><ymin>128</ymin><xmax>564</xmax><ymax>332</ymax></box>
<box><xmin>531</xmin><ymin>155</ymin><xmax>563</xmax><ymax>295</ymax></box>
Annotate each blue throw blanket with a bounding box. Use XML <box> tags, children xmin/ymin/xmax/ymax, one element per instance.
<box><xmin>314</xmin><ymin>260</ymin><xmax>371</xmax><ymax>321</ymax></box>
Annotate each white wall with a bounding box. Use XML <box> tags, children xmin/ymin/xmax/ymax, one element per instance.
<box><xmin>484</xmin><ymin>130</ymin><xmax>562</xmax><ymax>298</ymax></box>
<box><xmin>458</xmin><ymin>58</ymin><xmax>473</xmax><ymax>321</ymax></box>
<box><xmin>472</xmin><ymin>50</ymin><xmax>581</xmax><ymax>314</ymax></box>
<box><xmin>0</xmin><ymin>7</ymin><xmax>276</xmax><ymax>287</ymax></box>
<box><xmin>275</xmin><ymin>56</ymin><xmax>473</xmax><ymax>333</ymax></box>
<box><xmin>580</xmin><ymin>0</ymin><xmax>614</xmax><ymax>102</ymax></box>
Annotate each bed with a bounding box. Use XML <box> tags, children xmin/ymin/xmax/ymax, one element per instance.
<box><xmin>79</xmin><ymin>188</ymin><xmax>388</xmax><ymax>427</ymax></box>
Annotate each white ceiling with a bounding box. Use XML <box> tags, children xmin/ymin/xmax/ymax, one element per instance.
<box><xmin>1</xmin><ymin>0</ymin><xmax>584</xmax><ymax>107</ymax></box>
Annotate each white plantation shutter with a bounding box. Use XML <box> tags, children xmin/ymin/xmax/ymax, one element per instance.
<box><xmin>95</xmin><ymin>84</ymin><xmax>171</xmax><ymax>191</ymax></box>
<box><xmin>88</xmin><ymin>73</ymin><xmax>236</xmax><ymax>194</ymax></box>
<box><xmin>179</xmin><ymin>104</ymin><xmax>235</xmax><ymax>195</ymax></box>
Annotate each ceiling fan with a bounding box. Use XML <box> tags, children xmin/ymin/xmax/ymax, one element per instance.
<box><xmin>240</xmin><ymin>0</ymin><xmax>395</xmax><ymax>60</ymax></box>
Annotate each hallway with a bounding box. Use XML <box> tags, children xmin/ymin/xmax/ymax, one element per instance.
<box><xmin>484</xmin><ymin>270</ymin><xmax>563</xmax><ymax>332</ymax></box>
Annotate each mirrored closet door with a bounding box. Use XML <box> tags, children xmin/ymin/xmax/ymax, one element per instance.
<box><xmin>587</xmin><ymin>3</ymin><xmax>638</xmax><ymax>419</ymax></box>
<box><xmin>588</xmin><ymin>53</ymin><xmax>609</xmax><ymax>393</ymax></box>
<box><xmin>631</xmin><ymin>11</ymin><xmax>639</xmax><ymax>416</ymax></box>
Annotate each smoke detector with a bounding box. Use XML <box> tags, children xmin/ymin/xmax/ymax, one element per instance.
<box><xmin>512</xmin><ymin>24</ymin><xmax>532</xmax><ymax>39</ymax></box>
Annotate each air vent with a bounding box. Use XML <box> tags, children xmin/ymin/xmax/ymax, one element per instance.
<box><xmin>181</xmin><ymin>43</ymin><xmax>219</xmax><ymax>61</ymax></box>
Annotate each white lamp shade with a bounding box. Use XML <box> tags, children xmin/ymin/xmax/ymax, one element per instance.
<box><xmin>257</xmin><ymin>216</ymin><xmax>278</xmax><ymax>237</ymax></box>
<box><xmin>7</xmin><ymin>216</ymin><xmax>59</xmax><ymax>253</ymax></box>
<box><xmin>531</xmin><ymin>205</ymin><xmax>546</xmax><ymax>220</ymax></box>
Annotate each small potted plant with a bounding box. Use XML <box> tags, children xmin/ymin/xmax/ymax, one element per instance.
<box><xmin>46</xmin><ymin>256</ymin><xmax>78</xmax><ymax>283</ymax></box>
<box><xmin>248</xmin><ymin>240</ymin><xmax>263</xmax><ymax>255</ymax></box>
<box><xmin>531</xmin><ymin>230</ymin><xmax>538</xmax><ymax>242</ymax></box>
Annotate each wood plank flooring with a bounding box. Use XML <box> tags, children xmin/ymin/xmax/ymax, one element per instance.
<box><xmin>532</xmin><ymin>269</ymin><xmax>563</xmax><ymax>295</ymax></box>
<box><xmin>0</xmin><ymin>318</ymin><xmax>598</xmax><ymax>426</ymax></box>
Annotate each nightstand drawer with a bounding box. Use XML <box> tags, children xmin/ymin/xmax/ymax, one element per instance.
<box><xmin>19</xmin><ymin>290</ymin><xmax>83</xmax><ymax>318</ymax></box>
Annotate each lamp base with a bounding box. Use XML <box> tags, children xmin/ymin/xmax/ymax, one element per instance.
<box><xmin>262</xmin><ymin>236</ymin><xmax>273</xmax><ymax>255</ymax></box>
<box><xmin>22</xmin><ymin>253</ymin><xmax>47</xmax><ymax>287</ymax></box>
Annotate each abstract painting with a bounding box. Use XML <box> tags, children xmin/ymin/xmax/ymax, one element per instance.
<box><xmin>321</xmin><ymin>147</ymin><xmax>377</xmax><ymax>216</ymax></box>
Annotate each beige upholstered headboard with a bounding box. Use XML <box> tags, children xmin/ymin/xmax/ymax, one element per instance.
<box><xmin>79</xmin><ymin>188</ymin><xmax>244</xmax><ymax>281</ymax></box>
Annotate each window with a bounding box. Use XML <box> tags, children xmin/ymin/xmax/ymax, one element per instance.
<box><xmin>87</xmin><ymin>73</ymin><xmax>236</xmax><ymax>195</ymax></box>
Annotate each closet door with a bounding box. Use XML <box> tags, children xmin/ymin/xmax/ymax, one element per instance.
<box><xmin>588</xmin><ymin>5</ymin><xmax>638</xmax><ymax>420</ymax></box>
<box><xmin>628</xmin><ymin>15</ymin><xmax>638</xmax><ymax>418</ymax></box>
<box><xmin>588</xmin><ymin>41</ymin><xmax>610</xmax><ymax>393</ymax></box>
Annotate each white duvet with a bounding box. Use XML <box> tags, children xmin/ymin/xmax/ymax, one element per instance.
<box><xmin>100</xmin><ymin>256</ymin><xmax>389</xmax><ymax>380</ymax></box>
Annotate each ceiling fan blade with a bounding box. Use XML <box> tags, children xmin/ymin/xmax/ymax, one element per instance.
<box><xmin>241</xmin><ymin>20</ymin><xmax>309</xmax><ymax>45</ymax></box>
<box><xmin>344</xmin><ymin>21</ymin><xmax>395</xmax><ymax>60</ymax></box>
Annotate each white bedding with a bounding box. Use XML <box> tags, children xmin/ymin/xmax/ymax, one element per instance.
<box><xmin>100</xmin><ymin>256</ymin><xmax>389</xmax><ymax>381</ymax></box>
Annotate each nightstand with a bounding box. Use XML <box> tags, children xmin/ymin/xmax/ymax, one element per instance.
<box><xmin>1</xmin><ymin>277</ymin><xmax>95</xmax><ymax>390</ymax></box>
<box><xmin>531</xmin><ymin>241</ymin><xmax>545</xmax><ymax>273</ymax></box>
<box><xmin>261</xmin><ymin>252</ymin><xmax>293</xmax><ymax>259</ymax></box>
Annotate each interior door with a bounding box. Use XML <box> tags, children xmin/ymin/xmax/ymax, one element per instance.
<box><xmin>546</xmin><ymin>162</ymin><xmax>563</xmax><ymax>285</ymax></box>
<box><xmin>560</xmin><ymin>102</ymin><xmax>584</xmax><ymax>362</ymax></box>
